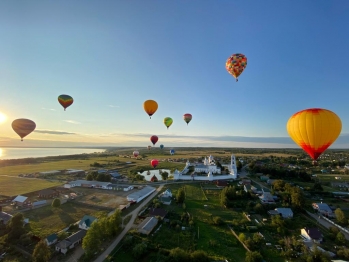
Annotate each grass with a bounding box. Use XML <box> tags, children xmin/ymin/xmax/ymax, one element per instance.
<box><xmin>0</xmin><ymin>176</ymin><xmax>63</xmax><ymax>196</ymax></box>
<box><xmin>24</xmin><ymin>201</ymin><xmax>105</xmax><ymax>237</ymax></box>
<box><xmin>184</xmin><ymin>184</ymin><xmax>208</xmax><ymax>200</ymax></box>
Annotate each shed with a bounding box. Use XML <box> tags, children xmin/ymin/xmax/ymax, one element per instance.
<box><xmin>138</xmin><ymin>217</ymin><xmax>158</xmax><ymax>235</ymax></box>
<box><xmin>38</xmin><ymin>189</ymin><xmax>59</xmax><ymax>199</ymax></box>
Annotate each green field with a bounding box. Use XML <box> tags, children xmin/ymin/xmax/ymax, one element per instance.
<box><xmin>24</xmin><ymin>202</ymin><xmax>106</xmax><ymax>237</ymax></box>
<box><xmin>184</xmin><ymin>184</ymin><xmax>208</xmax><ymax>200</ymax></box>
<box><xmin>0</xmin><ymin>176</ymin><xmax>63</xmax><ymax>196</ymax></box>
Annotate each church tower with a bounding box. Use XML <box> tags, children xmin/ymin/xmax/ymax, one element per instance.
<box><xmin>230</xmin><ymin>154</ymin><xmax>237</xmax><ymax>179</ymax></box>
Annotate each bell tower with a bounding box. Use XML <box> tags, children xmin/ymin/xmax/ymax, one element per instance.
<box><xmin>230</xmin><ymin>154</ymin><xmax>237</xmax><ymax>179</ymax></box>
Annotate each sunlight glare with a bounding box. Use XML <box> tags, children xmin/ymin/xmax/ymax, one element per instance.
<box><xmin>0</xmin><ymin>112</ymin><xmax>7</xmax><ymax>124</ymax></box>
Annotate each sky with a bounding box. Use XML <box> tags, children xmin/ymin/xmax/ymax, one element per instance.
<box><xmin>0</xmin><ymin>1</ymin><xmax>349</xmax><ymax>148</ymax></box>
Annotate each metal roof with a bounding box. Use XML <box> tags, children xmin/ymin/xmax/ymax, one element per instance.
<box><xmin>12</xmin><ymin>195</ymin><xmax>28</xmax><ymax>203</ymax></box>
<box><xmin>127</xmin><ymin>186</ymin><xmax>156</xmax><ymax>200</ymax></box>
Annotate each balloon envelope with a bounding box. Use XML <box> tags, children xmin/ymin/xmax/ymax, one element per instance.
<box><xmin>150</xmin><ymin>135</ymin><xmax>158</xmax><ymax>145</ymax></box>
<box><xmin>160</xmin><ymin>144</ymin><xmax>164</xmax><ymax>149</ymax></box>
<box><xmin>183</xmin><ymin>113</ymin><xmax>192</xmax><ymax>125</ymax></box>
<box><xmin>133</xmin><ymin>151</ymin><xmax>139</xmax><ymax>157</ymax></box>
<box><xmin>163</xmin><ymin>117</ymin><xmax>173</xmax><ymax>129</ymax></box>
<box><xmin>226</xmin><ymin>53</ymin><xmax>247</xmax><ymax>82</ymax></box>
<box><xmin>170</xmin><ymin>149</ymin><xmax>175</xmax><ymax>155</ymax></box>
<box><xmin>151</xmin><ymin>159</ymin><xmax>159</xmax><ymax>168</ymax></box>
<box><xmin>143</xmin><ymin>100</ymin><xmax>158</xmax><ymax>119</ymax></box>
<box><xmin>12</xmin><ymin>119</ymin><xmax>36</xmax><ymax>141</ymax></box>
<box><xmin>287</xmin><ymin>108</ymin><xmax>342</xmax><ymax>161</ymax></box>
<box><xmin>58</xmin><ymin>94</ymin><xmax>74</xmax><ymax>111</ymax></box>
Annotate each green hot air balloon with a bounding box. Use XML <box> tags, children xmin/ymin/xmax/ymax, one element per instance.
<box><xmin>163</xmin><ymin>117</ymin><xmax>173</xmax><ymax>129</ymax></box>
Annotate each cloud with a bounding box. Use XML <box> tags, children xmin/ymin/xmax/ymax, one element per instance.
<box><xmin>108</xmin><ymin>105</ymin><xmax>120</xmax><ymax>108</ymax></box>
<box><xmin>64</xmin><ymin>120</ymin><xmax>81</xmax><ymax>124</ymax></box>
<box><xmin>34</xmin><ymin>130</ymin><xmax>77</xmax><ymax>135</ymax></box>
<box><xmin>41</xmin><ymin>107</ymin><xmax>56</xmax><ymax>111</ymax></box>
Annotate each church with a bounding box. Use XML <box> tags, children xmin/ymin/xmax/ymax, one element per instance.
<box><xmin>191</xmin><ymin>155</ymin><xmax>221</xmax><ymax>174</ymax></box>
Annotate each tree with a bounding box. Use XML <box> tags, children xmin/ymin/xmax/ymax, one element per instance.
<box><xmin>7</xmin><ymin>213</ymin><xmax>25</xmax><ymax>242</ymax></box>
<box><xmin>32</xmin><ymin>240</ymin><xmax>51</xmax><ymax>262</ymax></box>
<box><xmin>133</xmin><ymin>242</ymin><xmax>147</xmax><ymax>259</ymax></box>
<box><xmin>190</xmin><ymin>250</ymin><xmax>210</xmax><ymax>262</ymax></box>
<box><xmin>336</xmin><ymin>232</ymin><xmax>346</xmax><ymax>245</ymax></box>
<box><xmin>82</xmin><ymin>221</ymin><xmax>102</xmax><ymax>257</ymax></box>
<box><xmin>108</xmin><ymin>210</ymin><xmax>122</xmax><ymax>236</ymax></box>
<box><xmin>335</xmin><ymin>208</ymin><xmax>346</xmax><ymax>224</ymax></box>
<box><xmin>176</xmin><ymin>188</ymin><xmax>185</xmax><ymax>204</ymax></box>
<box><xmin>212</xmin><ymin>216</ymin><xmax>223</xmax><ymax>225</ymax></box>
<box><xmin>161</xmin><ymin>171</ymin><xmax>169</xmax><ymax>180</ymax></box>
<box><xmin>312</xmin><ymin>182</ymin><xmax>323</xmax><ymax>191</ymax></box>
<box><xmin>272</xmin><ymin>180</ymin><xmax>285</xmax><ymax>191</ymax></box>
<box><xmin>51</xmin><ymin>198</ymin><xmax>61</xmax><ymax>208</ymax></box>
<box><xmin>86</xmin><ymin>173</ymin><xmax>93</xmax><ymax>181</ymax></box>
<box><xmin>57</xmin><ymin>231</ymin><xmax>68</xmax><ymax>240</ymax></box>
<box><xmin>290</xmin><ymin>187</ymin><xmax>305</xmax><ymax>210</ymax></box>
<box><xmin>245</xmin><ymin>251</ymin><xmax>263</xmax><ymax>262</ymax></box>
<box><xmin>239</xmin><ymin>233</ymin><xmax>246</xmax><ymax>242</ymax></box>
<box><xmin>169</xmin><ymin>247</ymin><xmax>190</xmax><ymax>262</ymax></box>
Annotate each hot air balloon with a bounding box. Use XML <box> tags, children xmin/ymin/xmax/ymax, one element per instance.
<box><xmin>163</xmin><ymin>117</ymin><xmax>173</xmax><ymax>129</ymax></box>
<box><xmin>148</xmin><ymin>145</ymin><xmax>152</xmax><ymax>150</ymax></box>
<box><xmin>150</xmin><ymin>135</ymin><xmax>158</xmax><ymax>145</ymax></box>
<box><xmin>287</xmin><ymin>108</ymin><xmax>342</xmax><ymax>164</ymax></box>
<box><xmin>58</xmin><ymin>94</ymin><xmax>74</xmax><ymax>111</ymax></box>
<box><xmin>160</xmin><ymin>144</ymin><xmax>164</xmax><ymax>149</ymax></box>
<box><xmin>133</xmin><ymin>151</ymin><xmax>139</xmax><ymax>158</ymax></box>
<box><xmin>12</xmin><ymin>119</ymin><xmax>36</xmax><ymax>141</ymax></box>
<box><xmin>226</xmin><ymin>53</ymin><xmax>247</xmax><ymax>82</ymax></box>
<box><xmin>183</xmin><ymin>113</ymin><xmax>192</xmax><ymax>125</ymax></box>
<box><xmin>143</xmin><ymin>100</ymin><xmax>158</xmax><ymax>119</ymax></box>
<box><xmin>170</xmin><ymin>149</ymin><xmax>175</xmax><ymax>155</ymax></box>
<box><xmin>151</xmin><ymin>159</ymin><xmax>159</xmax><ymax>168</ymax></box>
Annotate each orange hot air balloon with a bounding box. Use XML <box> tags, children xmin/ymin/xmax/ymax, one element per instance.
<box><xmin>151</xmin><ymin>159</ymin><xmax>159</xmax><ymax>168</ymax></box>
<box><xmin>12</xmin><ymin>119</ymin><xmax>36</xmax><ymax>141</ymax></box>
<box><xmin>287</xmin><ymin>108</ymin><xmax>342</xmax><ymax>162</ymax></box>
<box><xmin>143</xmin><ymin>100</ymin><xmax>158</xmax><ymax>119</ymax></box>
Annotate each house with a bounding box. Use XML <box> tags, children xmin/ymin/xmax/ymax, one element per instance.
<box><xmin>244</xmin><ymin>184</ymin><xmax>251</xmax><ymax>192</ymax></box>
<box><xmin>55</xmin><ymin>230</ymin><xmax>86</xmax><ymax>254</ymax></box>
<box><xmin>259</xmin><ymin>192</ymin><xmax>275</xmax><ymax>204</ymax></box>
<box><xmin>12</xmin><ymin>195</ymin><xmax>30</xmax><ymax>206</ymax></box>
<box><xmin>301</xmin><ymin>227</ymin><xmax>323</xmax><ymax>243</ymax></box>
<box><xmin>150</xmin><ymin>175</ymin><xmax>158</xmax><ymax>182</ymax></box>
<box><xmin>65</xmin><ymin>169</ymin><xmax>85</xmax><ymax>176</ymax></box>
<box><xmin>45</xmin><ymin>233</ymin><xmax>58</xmax><ymax>246</ymax></box>
<box><xmin>260</xmin><ymin>176</ymin><xmax>269</xmax><ymax>182</ymax></box>
<box><xmin>268</xmin><ymin>208</ymin><xmax>293</xmax><ymax>218</ymax></box>
<box><xmin>0</xmin><ymin>211</ymin><xmax>13</xmax><ymax>225</ymax></box>
<box><xmin>312</xmin><ymin>203</ymin><xmax>334</xmax><ymax>217</ymax></box>
<box><xmin>162</xmin><ymin>189</ymin><xmax>172</xmax><ymax>197</ymax></box>
<box><xmin>38</xmin><ymin>189</ymin><xmax>59</xmax><ymax>199</ymax></box>
<box><xmin>159</xmin><ymin>196</ymin><xmax>172</xmax><ymax>205</ymax></box>
<box><xmin>109</xmin><ymin>171</ymin><xmax>121</xmax><ymax>179</ymax></box>
<box><xmin>216</xmin><ymin>180</ymin><xmax>228</xmax><ymax>188</ymax></box>
<box><xmin>148</xmin><ymin>208</ymin><xmax>168</xmax><ymax>219</ymax></box>
<box><xmin>138</xmin><ymin>217</ymin><xmax>158</xmax><ymax>235</ymax></box>
<box><xmin>79</xmin><ymin>215</ymin><xmax>98</xmax><ymax>230</ymax></box>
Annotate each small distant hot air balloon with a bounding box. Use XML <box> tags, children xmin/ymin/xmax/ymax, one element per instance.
<box><xmin>12</xmin><ymin>119</ymin><xmax>36</xmax><ymax>141</ymax></box>
<box><xmin>226</xmin><ymin>53</ymin><xmax>247</xmax><ymax>82</ymax></box>
<box><xmin>151</xmin><ymin>159</ymin><xmax>159</xmax><ymax>168</ymax></box>
<box><xmin>148</xmin><ymin>145</ymin><xmax>152</xmax><ymax>150</ymax></box>
<box><xmin>170</xmin><ymin>149</ymin><xmax>175</xmax><ymax>155</ymax></box>
<box><xmin>133</xmin><ymin>151</ymin><xmax>139</xmax><ymax>158</ymax></box>
<box><xmin>150</xmin><ymin>135</ymin><xmax>158</xmax><ymax>146</ymax></box>
<box><xmin>160</xmin><ymin>144</ymin><xmax>164</xmax><ymax>149</ymax></box>
<box><xmin>58</xmin><ymin>94</ymin><xmax>74</xmax><ymax>111</ymax></box>
<box><xmin>183</xmin><ymin>113</ymin><xmax>192</xmax><ymax>125</ymax></box>
<box><xmin>163</xmin><ymin>117</ymin><xmax>173</xmax><ymax>129</ymax></box>
<box><xmin>143</xmin><ymin>100</ymin><xmax>158</xmax><ymax>119</ymax></box>
<box><xmin>287</xmin><ymin>108</ymin><xmax>342</xmax><ymax>165</ymax></box>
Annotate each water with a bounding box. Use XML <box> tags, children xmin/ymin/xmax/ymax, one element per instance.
<box><xmin>0</xmin><ymin>147</ymin><xmax>106</xmax><ymax>160</ymax></box>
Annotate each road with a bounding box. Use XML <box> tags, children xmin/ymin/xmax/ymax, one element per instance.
<box><xmin>93</xmin><ymin>184</ymin><xmax>164</xmax><ymax>262</ymax></box>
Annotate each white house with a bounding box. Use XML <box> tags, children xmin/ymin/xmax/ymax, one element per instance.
<box><xmin>301</xmin><ymin>227</ymin><xmax>323</xmax><ymax>243</ymax></box>
<box><xmin>55</xmin><ymin>230</ymin><xmax>86</xmax><ymax>254</ymax></box>
<box><xmin>162</xmin><ymin>189</ymin><xmax>172</xmax><ymax>197</ymax></box>
<box><xmin>45</xmin><ymin>233</ymin><xmax>58</xmax><ymax>246</ymax></box>
<box><xmin>79</xmin><ymin>215</ymin><xmax>98</xmax><ymax>230</ymax></box>
<box><xmin>312</xmin><ymin>203</ymin><xmax>334</xmax><ymax>217</ymax></box>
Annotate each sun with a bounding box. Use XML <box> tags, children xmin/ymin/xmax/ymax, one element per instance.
<box><xmin>0</xmin><ymin>112</ymin><xmax>7</xmax><ymax>124</ymax></box>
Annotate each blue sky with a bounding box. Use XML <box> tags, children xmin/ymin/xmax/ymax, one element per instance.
<box><xmin>0</xmin><ymin>1</ymin><xmax>349</xmax><ymax>148</ymax></box>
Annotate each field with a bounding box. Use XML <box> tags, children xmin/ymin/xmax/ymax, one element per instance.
<box><xmin>71</xmin><ymin>187</ymin><xmax>130</xmax><ymax>208</ymax></box>
<box><xmin>0</xmin><ymin>176</ymin><xmax>63</xmax><ymax>196</ymax></box>
<box><xmin>24</xmin><ymin>201</ymin><xmax>106</xmax><ymax>238</ymax></box>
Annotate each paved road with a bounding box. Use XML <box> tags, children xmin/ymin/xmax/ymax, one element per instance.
<box><xmin>306</xmin><ymin>211</ymin><xmax>349</xmax><ymax>240</ymax></box>
<box><xmin>93</xmin><ymin>184</ymin><xmax>164</xmax><ymax>262</ymax></box>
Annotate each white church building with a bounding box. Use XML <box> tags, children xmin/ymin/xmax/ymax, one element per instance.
<box><xmin>172</xmin><ymin>154</ymin><xmax>238</xmax><ymax>181</ymax></box>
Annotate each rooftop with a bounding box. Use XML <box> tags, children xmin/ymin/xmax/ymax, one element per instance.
<box><xmin>12</xmin><ymin>195</ymin><xmax>28</xmax><ymax>203</ymax></box>
<box><xmin>79</xmin><ymin>215</ymin><xmax>98</xmax><ymax>227</ymax></box>
<box><xmin>127</xmin><ymin>186</ymin><xmax>156</xmax><ymax>200</ymax></box>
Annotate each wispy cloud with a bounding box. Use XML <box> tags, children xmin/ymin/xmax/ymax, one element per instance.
<box><xmin>64</xmin><ymin>120</ymin><xmax>81</xmax><ymax>124</ymax></box>
<box><xmin>34</xmin><ymin>130</ymin><xmax>77</xmax><ymax>135</ymax></box>
<box><xmin>41</xmin><ymin>107</ymin><xmax>56</xmax><ymax>111</ymax></box>
<box><xmin>108</xmin><ymin>105</ymin><xmax>120</xmax><ymax>108</ymax></box>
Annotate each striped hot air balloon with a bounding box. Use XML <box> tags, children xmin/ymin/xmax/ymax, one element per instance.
<box><xmin>58</xmin><ymin>94</ymin><xmax>74</xmax><ymax>111</ymax></box>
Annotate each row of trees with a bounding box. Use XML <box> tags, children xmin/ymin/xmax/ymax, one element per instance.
<box><xmin>220</xmin><ymin>186</ymin><xmax>252</xmax><ymax>208</ymax></box>
<box><xmin>82</xmin><ymin>210</ymin><xmax>122</xmax><ymax>258</ymax></box>
<box><xmin>86</xmin><ymin>171</ymin><xmax>111</xmax><ymax>182</ymax></box>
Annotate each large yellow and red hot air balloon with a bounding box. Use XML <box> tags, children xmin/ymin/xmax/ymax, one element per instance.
<box><xmin>143</xmin><ymin>100</ymin><xmax>158</xmax><ymax>119</ymax></box>
<box><xmin>58</xmin><ymin>94</ymin><xmax>74</xmax><ymax>111</ymax></box>
<box><xmin>287</xmin><ymin>108</ymin><xmax>342</xmax><ymax>163</ymax></box>
<box><xmin>226</xmin><ymin>53</ymin><xmax>247</xmax><ymax>82</ymax></box>
<box><xmin>12</xmin><ymin>119</ymin><xmax>36</xmax><ymax>141</ymax></box>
